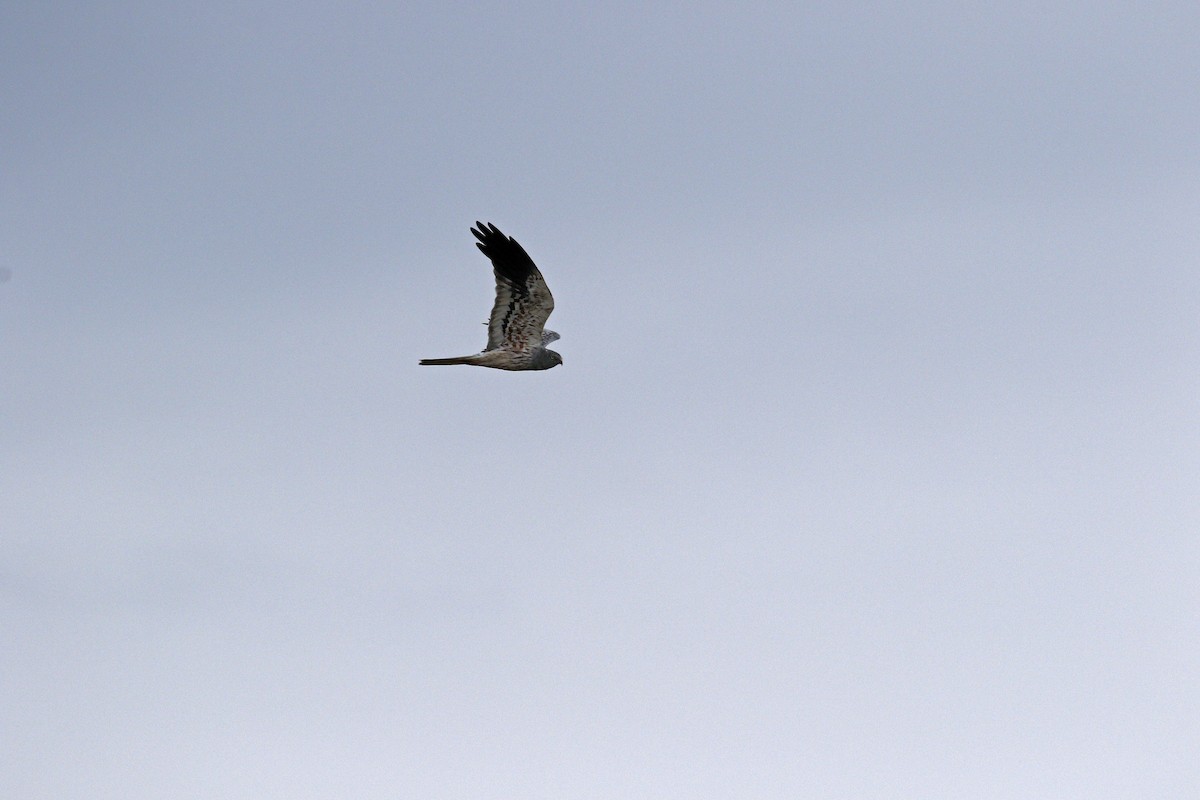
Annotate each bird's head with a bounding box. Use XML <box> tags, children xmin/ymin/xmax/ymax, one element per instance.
<box><xmin>533</xmin><ymin>348</ymin><xmax>563</xmax><ymax>369</ymax></box>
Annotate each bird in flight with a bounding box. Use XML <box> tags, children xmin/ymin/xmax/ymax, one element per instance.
<box><xmin>420</xmin><ymin>222</ymin><xmax>563</xmax><ymax>370</ymax></box>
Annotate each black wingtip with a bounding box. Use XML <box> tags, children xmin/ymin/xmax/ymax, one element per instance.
<box><xmin>469</xmin><ymin>221</ymin><xmax>538</xmax><ymax>284</ymax></box>
<box><xmin>471</xmin><ymin>221</ymin><xmax>503</xmax><ymax>242</ymax></box>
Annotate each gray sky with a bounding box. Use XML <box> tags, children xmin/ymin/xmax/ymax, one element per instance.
<box><xmin>3</xmin><ymin>2</ymin><xmax>1198</xmax><ymax>797</ymax></box>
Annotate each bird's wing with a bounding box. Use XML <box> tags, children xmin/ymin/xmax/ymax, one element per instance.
<box><xmin>471</xmin><ymin>222</ymin><xmax>555</xmax><ymax>353</ymax></box>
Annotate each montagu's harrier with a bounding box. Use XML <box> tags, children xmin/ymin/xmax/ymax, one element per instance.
<box><xmin>420</xmin><ymin>222</ymin><xmax>563</xmax><ymax>370</ymax></box>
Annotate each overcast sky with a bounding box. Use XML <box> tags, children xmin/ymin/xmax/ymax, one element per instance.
<box><xmin>2</xmin><ymin>2</ymin><xmax>1198</xmax><ymax>798</ymax></box>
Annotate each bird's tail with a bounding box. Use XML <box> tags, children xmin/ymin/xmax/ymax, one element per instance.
<box><xmin>418</xmin><ymin>355</ymin><xmax>480</xmax><ymax>366</ymax></box>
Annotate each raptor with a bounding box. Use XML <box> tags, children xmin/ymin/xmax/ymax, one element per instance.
<box><xmin>420</xmin><ymin>222</ymin><xmax>563</xmax><ymax>371</ymax></box>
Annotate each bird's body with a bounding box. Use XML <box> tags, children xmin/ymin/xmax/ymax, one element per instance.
<box><xmin>418</xmin><ymin>348</ymin><xmax>560</xmax><ymax>370</ymax></box>
<box><xmin>420</xmin><ymin>222</ymin><xmax>563</xmax><ymax>371</ymax></box>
